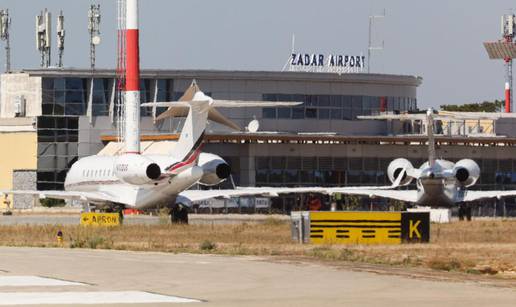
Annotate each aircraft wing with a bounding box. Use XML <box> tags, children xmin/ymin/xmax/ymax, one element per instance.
<box><xmin>177</xmin><ymin>185</ymin><xmax>417</xmax><ymax>205</ymax></box>
<box><xmin>176</xmin><ymin>188</ymin><xmax>317</xmax><ymax>204</ymax></box>
<box><xmin>0</xmin><ymin>190</ymin><xmax>117</xmax><ymax>203</ymax></box>
<box><xmin>141</xmin><ymin>101</ymin><xmax>302</xmax><ymax>108</ymax></box>
<box><xmin>323</xmin><ymin>188</ymin><xmax>418</xmax><ymax>202</ymax></box>
<box><xmin>177</xmin><ymin>187</ymin><xmax>346</xmax><ymax>205</ymax></box>
<box><xmin>460</xmin><ymin>190</ymin><xmax>516</xmax><ymax>202</ymax></box>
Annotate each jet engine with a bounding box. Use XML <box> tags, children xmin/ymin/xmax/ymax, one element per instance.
<box><xmin>453</xmin><ymin>159</ymin><xmax>480</xmax><ymax>187</ymax></box>
<box><xmin>114</xmin><ymin>154</ymin><xmax>161</xmax><ymax>185</ymax></box>
<box><xmin>387</xmin><ymin>158</ymin><xmax>414</xmax><ymax>186</ymax></box>
<box><xmin>197</xmin><ymin>153</ymin><xmax>231</xmax><ymax>186</ymax></box>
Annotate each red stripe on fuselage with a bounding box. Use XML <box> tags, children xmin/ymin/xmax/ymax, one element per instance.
<box><xmin>168</xmin><ymin>145</ymin><xmax>203</xmax><ymax>173</ymax></box>
<box><xmin>125</xmin><ymin>29</ymin><xmax>140</xmax><ymax>91</ymax></box>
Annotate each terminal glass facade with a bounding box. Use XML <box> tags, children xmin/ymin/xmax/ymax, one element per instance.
<box><xmin>254</xmin><ymin>156</ymin><xmax>516</xmax><ymax>188</ymax></box>
<box><xmin>36</xmin><ymin>116</ymin><xmax>79</xmax><ymax>190</ymax></box>
<box><xmin>42</xmin><ymin>77</ymin><xmax>175</xmax><ymax>117</ymax></box>
<box><xmin>262</xmin><ymin>94</ymin><xmax>417</xmax><ymax>120</ymax></box>
<box><xmin>255</xmin><ymin>156</ymin><xmax>391</xmax><ymax>187</ymax></box>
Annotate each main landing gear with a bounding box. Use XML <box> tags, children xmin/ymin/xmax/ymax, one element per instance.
<box><xmin>170</xmin><ymin>204</ymin><xmax>189</xmax><ymax>224</ymax></box>
<box><xmin>458</xmin><ymin>203</ymin><xmax>472</xmax><ymax>221</ymax></box>
<box><xmin>103</xmin><ymin>204</ymin><xmax>125</xmax><ymax>224</ymax></box>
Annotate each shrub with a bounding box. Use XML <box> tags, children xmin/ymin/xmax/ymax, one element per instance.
<box><xmin>40</xmin><ymin>198</ymin><xmax>66</xmax><ymax>207</ymax></box>
<box><xmin>199</xmin><ymin>240</ymin><xmax>216</xmax><ymax>251</ymax></box>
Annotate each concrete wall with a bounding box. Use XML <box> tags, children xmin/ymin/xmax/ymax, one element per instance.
<box><xmin>0</xmin><ymin>132</ymin><xmax>38</xmax><ymax>209</ymax></box>
<box><xmin>0</xmin><ymin>74</ymin><xmax>42</xmax><ymax>118</ymax></box>
<box><xmin>13</xmin><ymin>170</ymin><xmax>37</xmax><ymax>209</ymax></box>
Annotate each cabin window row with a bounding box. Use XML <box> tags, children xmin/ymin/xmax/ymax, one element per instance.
<box><xmin>82</xmin><ymin>169</ymin><xmax>113</xmax><ymax>178</ymax></box>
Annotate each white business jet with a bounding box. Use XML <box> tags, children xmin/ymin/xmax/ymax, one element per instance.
<box><xmin>240</xmin><ymin>109</ymin><xmax>516</xmax><ymax>218</ymax></box>
<box><xmin>0</xmin><ymin>82</ymin><xmax>301</xmax><ymax>223</ymax></box>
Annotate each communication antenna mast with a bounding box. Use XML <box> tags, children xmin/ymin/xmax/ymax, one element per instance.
<box><xmin>88</xmin><ymin>4</ymin><xmax>101</xmax><ymax>69</ymax></box>
<box><xmin>56</xmin><ymin>11</ymin><xmax>65</xmax><ymax>67</ymax></box>
<box><xmin>36</xmin><ymin>9</ymin><xmax>51</xmax><ymax>68</ymax></box>
<box><xmin>0</xmin><ymin>9</ymin><xmax>11</xmax><ymax>72</ymax></box>
<box><xmin>367</xmin><ymin>9</ymin><xmax>385</xmax><ymax>73</ymax></box>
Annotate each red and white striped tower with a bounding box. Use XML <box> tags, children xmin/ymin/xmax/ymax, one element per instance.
<box><xmin>504</xmin><ymin>36</ymin><xmax>513</xmax><ymax>113</ymax></box>
<box><xmin>124</xmin><ymin>0</ymin><xmax>141</xmax><ymax>153</ymax></box>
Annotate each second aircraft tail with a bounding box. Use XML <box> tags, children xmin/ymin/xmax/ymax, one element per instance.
<box><xmin>141</xmin><ymin>81</ymin><xmax>302</xmax><ymax>168</ymax></box>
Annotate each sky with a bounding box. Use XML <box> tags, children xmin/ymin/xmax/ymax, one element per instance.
<box><xmin>0</xmin><ymin>0</ymin><xmax>514</xmax><ymax>108</ymax></box>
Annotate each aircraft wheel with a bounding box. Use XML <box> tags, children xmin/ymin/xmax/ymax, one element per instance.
<box><xmin>465</xmin><ymin>205</ymin><xmax>472</xmax><ymax>222</ymax></box>
<box><xmin>116</xmin><ymin>207</ymin><xmax>125</xmax><ymax>224</ymax></box>
<box><xmin>458</xmin><ymin>203</ymin><xmax>465</xmax><ymax>221</ymax></box>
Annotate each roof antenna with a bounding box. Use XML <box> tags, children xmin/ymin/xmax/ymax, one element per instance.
<box><xmin>282</xmin><ymin>33</ymin><xmax>295</xmax><ymax>71</ymax></box>
<box><xmin>368</xmin><ymin>9</ymin><xmax>385</xmax><ymax>73</ymax></box>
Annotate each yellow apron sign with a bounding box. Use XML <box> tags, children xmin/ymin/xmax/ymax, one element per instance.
<box><xmin>80</xmin><ymin>213</ymin><xmax>120</xmax><ymax>226</ymax></box>
<box><xmin>309</xmin><ymin>211</ymin><xmax>429</xmax><ymax>244</ymax></box>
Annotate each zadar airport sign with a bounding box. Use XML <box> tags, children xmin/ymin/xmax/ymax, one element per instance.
<box><xmin>287</xmin><ymin>53</ymin><xmax>366</xmax><ymax>73</ymax></box>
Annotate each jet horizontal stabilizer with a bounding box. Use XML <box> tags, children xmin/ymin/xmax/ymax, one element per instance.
<box><xmin>141</xmin><ymin>101</ymin><xmax>302</xmax><ymax>108</ymax></box>
<box><xmin>142</xmin><ymin>81</ymin><xmax>302</xmax><ymax>131</ymax></box>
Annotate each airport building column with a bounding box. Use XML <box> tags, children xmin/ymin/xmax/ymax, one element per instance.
<box><xmin>240</xmin><ymin>156</ymin><xmax>255</xmax><ymax>187</ymax></box>
<box><xmin>240</xmin><ymin>143</ymin><xmax>256</xmax><ymax>187</ymax></box>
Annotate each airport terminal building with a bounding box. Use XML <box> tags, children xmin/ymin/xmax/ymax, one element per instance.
<box><xmin>1</xmin><ymin>68</ymin><xmax>516</xmax><ymax>213</ymax></box>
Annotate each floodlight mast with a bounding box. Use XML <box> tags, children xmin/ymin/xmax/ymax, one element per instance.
<box><xmin>502</xmin><ymin>14</ymin><xmax>515</xmax><ymax>113</ymax></box>
<box><xmin>483</xmin><ymin>14</ymin><xmax>516</xmax><ymax>113</ymax></box>
<box><xmin>0</xmin><ymin>9</ymin><xmax>11</xmax><ymax>72</ymax></box>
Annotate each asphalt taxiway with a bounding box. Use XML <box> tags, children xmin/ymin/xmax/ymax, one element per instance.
<box><xmin>0</xmin><ymin>247</ymin><xmax>515</xmax><ymax>306</ymax></box>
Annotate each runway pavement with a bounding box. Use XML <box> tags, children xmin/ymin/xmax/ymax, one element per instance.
<box><xmin>0</xmin><ymin>247</ymin><xmax>515</xmax><ymax>306</ymax></box>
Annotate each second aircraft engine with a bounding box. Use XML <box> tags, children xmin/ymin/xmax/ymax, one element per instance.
<box><xmin>197</xmin><ymin>153</ymin><xmax>231</xmax><ymax>186</ymax></box>
<box><xmin>453</xmin><ymin>159</ymin><xmax>480</xmax><ymax>187</ymax></box>
<box><xmin>387</xmin><ymin>158</ymin><xmax>414</xmax><ymax>186</ymax></box>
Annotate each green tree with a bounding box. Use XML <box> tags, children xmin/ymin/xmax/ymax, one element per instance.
<box><xmin>440</xmin><ymin>100</ymin><xmax>504</xmax><ymax>112</ymax></box>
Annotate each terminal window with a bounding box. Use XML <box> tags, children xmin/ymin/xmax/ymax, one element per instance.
<box><xmin>262</xmin><ymin>94</ymin><xmax>417</xmax><ymax>120</ymax></box>
<box><xmin>42</xmin><ymin>77</ymin><xmax>176</xmax><ymax>117</ymax></box>
<box><xmin>36</xmin><ymin>116</ymin><xmax>79</xmax><ymax>190</ymax></box>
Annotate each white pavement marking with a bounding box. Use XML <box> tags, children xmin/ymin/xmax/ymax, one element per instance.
<box><xmin>0</xmin><ymin>276</ymin><xmax>84</xmax><ymax>287</ymax></box>
<box><xmin>0</xmin><ymin>291</ymin><xmax>201</xmax><ymax>305</ymax></box>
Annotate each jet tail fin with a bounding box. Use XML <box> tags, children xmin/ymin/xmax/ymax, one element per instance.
<box><xmin>426</xmin><ymin>109</ymin><xmax>436</xmax><ymax>167</ymax></box>
<box><xmin>141</xmin><ymin>81</ymin><xmax>302</xmax><ymax>163</ymax></box>
<box><xmin>170</xmin><ymin>99</ymin><xmax>209</xmax><ymax>162</ymax></box>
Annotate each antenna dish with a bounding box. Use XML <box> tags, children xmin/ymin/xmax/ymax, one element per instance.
<box><xmin>247</xmin><ymin>119</ymin><xmax>260</xmax><ymax>133</ymax></box>
<box><xmin>92</xmin><ymin>35</ymin><xmax>101</xmax><ymax>45</ymax></box>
